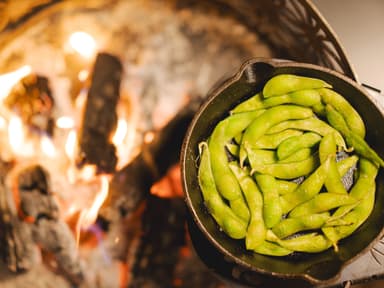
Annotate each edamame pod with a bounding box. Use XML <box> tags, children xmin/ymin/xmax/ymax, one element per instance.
<box><xmin>249</xmin><ymin>151</ymin><xmax>319</xmax><ymax>180</ymax></box>
<box><xmin>277</xmin><ymin>132</ymin><xmax>321</xmax><ymax>160</ymax></box>
<box><xmin>288</xmin><ymin>193</ymin><xmax>357</xmax><ymax>218</ymax></box>
<box><xmin>278</xmin><ymin>148</ymin><xmax>313</xmax><ymax>164</ymax></box>
<box><xmin>280</xmin><ymin>157</ymin><xmax>330</xmax><ymax>213</ymax></box>
<box><xmin>263</xmin><ymin>74</ymin><xmax>331</xmax><ymax>98</ymax></box>
<box><xmin>252</xmin><ymin>241</ymin><xmax>293</xmax><ymax>256</ymax></box>
<box><xmin>240</xmin><ymin>105</ymin><xmax>313</xmax><ymax>164</ymax></box>
<box><xmin>232</xmin><ymin>89</ymin><xmax>321</xmax><ymax>114</ymax></box>
<box><xmin>272</xmin><ymin>213</ymin><xmax>330</xmax><ymax>239</ymax></box>
<box><xmin>253</xmin><ymin>129</ymin><xmax>303</xmax><ymax>149</ymax></box>
<box><xmin>319</xmin><ymin>88</ymin><xmax>366</xmax><ymax>137</ymax></box>
<box><xmin>267</xmin><ymin>231</ymin><xmax>332</xmax><ymax>253</ymax></box>
<box><xmin>209</xmin><ymin>111</ymin><xmax>264</xmax><ymax>221</ymax></box>
<box><xmin>198</xmin><ymin>142</ymin><xmax>247</xmax><ymax>239</ymax></box>
<box><xmin>266</xmin><ymin>117</ymin><xmax>347</xmax><ymax>151</ymax></box>
<box><xmin>326</xmin><ymin>105</ymin><xmax>384</xmax><ymax>167</ymax></box>
<box><xmin>229</xmin><ymin>163</ymin><xmax>266</xmax><ymax>249</ymax></box>
<box><xmin>255</xmin><ymin>174</ymin><xmax>283</xmax><ymax>228</ymax></box>
<box><xmin>319</xmin><ymin>133</ymin><xmax>348</xmax><ymax>195</ymax></box>
<box><xmin>322</xmin><ymin>158</ymin><xmax>378</xmax><ymax>250</ymax></box>
<box><xmin>275</xmin><ymin>179</ymin><xmax>298</xmax><ymax>195</ymax></box>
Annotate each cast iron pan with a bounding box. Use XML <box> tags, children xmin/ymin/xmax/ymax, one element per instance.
<box><xmin>181</xmin><ymin>58</ymin><xmax>384</xmax><ymax>287</ymax></box>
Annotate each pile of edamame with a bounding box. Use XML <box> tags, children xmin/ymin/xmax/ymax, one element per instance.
<box><xmin>197</xmin><ymin>74</ymin><xmax>383</xmax><ymax>256</ymax></box>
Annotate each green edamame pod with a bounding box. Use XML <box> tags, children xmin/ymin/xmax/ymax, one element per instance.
<box><xmin>262</xmin><ymin>74</ymin><xmax>331</xmax><ymax>98</ymax></box>
<box><xmin>252</xmin><ymin>241</ymin><xmax>293</xmax><ymax>256</ymax></box>
<box><xmin>253</xmin><ymin>129</ymin><xmax>303</xmax><ymax>149</ymax></box>
<box><xmin>245</xmin><ymin>148</ymin><xmax>277</xmax><ymax>166</ymax></box>
<box><xmin>225</xmin><ymin>143</ymin><xmax>239</xmax><ymax>158</ymax></box>
<box><xmin>337</xmin><ymin>155</ymin><xmax>359</xmax><ymax>176</ymax></box>
<box><xmin>249</xmin><ymin>151</ymin><xmax>319</xmax><ymax>180</ymax></box>
<box><xmin>255</xmin><ymin>174</ymin><xmax>283</xmax><ymax>228</ymax></box>
<box><xmin>280</xmin><ymin>157</ymin><xmax>330</xmax><ymax>213</ymax></box>
<box><xmin>240</xmin><ymin>105</ymin><xmax>313</xmax><ymax>164</ymax></box>
<box><xmin>288</xmin><ymin>193</ymin><xmax>357</xmax><ymax>218</ymax></box>
<box><xmin>325</xmin><ymin>158</ymin><xmax>378</xmax><ymax>222</ymax></box>
<box><xmin>267</xmin><ymin>231</ymin><xmax>332</xmax><ymax>253</ymax></box>
<box><xmin>277</xmin><ymin>132</ymin><xmax>321</xmax><ymax>160</ymax></box>
<box><xmin>272</xmin><ymin>212</ymin><xmax>330</xmax><ymax>239</ymax></box>
<box><xmin>319</xmin><ymin>88</ymin><xmax>366</xmax><ymax>137</ymax></box>
<box><xmin>325</xmin><ymin>105</ymin><xmax>384</xmax><ymax>167</ymax></box>
<box><xmin>278</xmin><ymin>148</ymin><xmax>313</xmax><ymax>164</ymax></box>
<box><xmin>209</xmin><ymin>111</ymin><xmax>264</xmax><ymax>221</ymax></box>
<box><xmin>319</xmin><ymin>133</ymin><xmax>348</xmax><ymax>195</ymax></box>
<box><xmin>262</xmin><ymin>89</ymin><xmax>321</xmax><ymax>107</ymax></box>
<box><xmin>231</xmin><ymin>93</ymin><xmax>264</xmax><ymax>113</ymax></box>
<box><xmin>275</xmin><ymin>179</ymin><xmax>298</xmax><ymax>195</ymax></box>
<box><xmin>231</xmin><ymin>89</ymin><xmax>321</xmax><ymax>114</ymax></box>
<box><xmin>197</xmin><ymin>142</ymin><xmax>247</xmax><ymax>239</ymax></box>
<box><xmin>229</xmin><ymin>163</ymin><xmax>266</xmax><ymax>249</ymax></box>
<box><xmin>275</xmin><ymin>157</ymin><xmax>355</xmax><ymax>197</ymax></box>
<box><xmin>322</xmin><ymin>158</ymin><xmax>378</xmax><ymax>249</ymax></box>
<box><xmin>266</xmin><ymin>117</ymin><xmax>346</xmax><ymax>151</ymax></box>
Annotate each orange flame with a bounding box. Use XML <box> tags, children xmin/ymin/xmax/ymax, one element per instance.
<box><xmin>69</xmin><ymin>31</ymin><xmax>97</xmax><ymax>59</ymax></box>
<box><xmin>0</xmin><ymin>65</ymin><xmax>31</xmax><ymax>101</ymax></box>
<box><xmin>76</xmin><ymin>175</ymin><xmax>110</xmax><ymax>243</ymax></box>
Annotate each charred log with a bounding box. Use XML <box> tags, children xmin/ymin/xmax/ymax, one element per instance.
<box><xmin>98</xmin><ymin>98</ymin><xmax>202</xmax><ymax>222</ymax></box>
<box><xmin>76</xmin><ymin>52</ymin><xmax>123</xmax><ymax>174</ymax></box>
<box><xmin>128</xmin><ymin>195</ymin><xmax>186</xmax><ymax>288</ymax></box>
<box><xmin>5</xmin><ymin>73</ymin><xmax>55</xmax><ymax>135</ymax></box>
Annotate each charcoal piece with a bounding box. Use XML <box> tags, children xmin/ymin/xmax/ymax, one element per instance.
<box><xmin>128</xmin><ymin>195</ymin><xmax>187</xmax><ymax>288</ymax></box>
<box><xmin>98</xmin><ymin>98</ymin><xmax>202</xmax><ymax>222</ymax></box>
<box><xmin>76</xmin><ymin>52</ymin><xmax>123</xmax><ymax>174</ymax></box>
<box><xmin>32</xmin><ymin>218</ymin><xmax>84</xmax><ymax>285</ymax></box>
<box><xmin>5</xmin><ymin>73</ymin><xmax>55</xmax><ymax>135</ymax></box>
<box><xmin>17</xmin><ymin>164</ymin><xmax>49</xmax><ymax>193</ymax></box>
<box><xmin>0</xmin><ymin>167</ymin><xmax>36</xmax><ymax>272</ymax></box>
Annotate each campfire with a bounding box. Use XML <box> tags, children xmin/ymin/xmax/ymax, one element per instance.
<box><xmin>0</xmin><ymin>1</ymin><xmax>276</xmax><ymax>286</ymax></box>
<box><xmin>0</xmin><ymin>30</ymin><xmax>242</xmax><ymax>288</ymax></box>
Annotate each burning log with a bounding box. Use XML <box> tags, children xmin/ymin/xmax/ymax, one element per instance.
<box><xmin>1</xmin><ymin>164</ymin><xmax>84</xmax><ymax>285</ymax></box>
<box><xmin>4</xmin><ymin>73</ymin><xmax>55</xmax><ymax>135</ymax></box>
<box><xmin>76</xmin><ymin>52</ymin><xmax>123</xmax><ymax>174</ymax></box>
<box><xmin>98</xmin><ymin>97</ymin><xmax>202</xmax><ymax>222</ymax></box>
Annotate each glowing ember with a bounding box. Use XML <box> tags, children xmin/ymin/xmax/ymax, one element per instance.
<box><xmin>65</xmin><ymin>129</ymin><xmax>78</xmax><ymax>159</ymax></box>
<box><xmin>56</xmin><ymin>116</ymin><xmax>75</xmax><ymax>129</ymax></box>
<box><xmin>69</xmin><ymin>31</ymin><xmax>97</xmax><ymax>59</ymax></box>
<box><xmin>0</xmin><ymin>65</ymin><xmax>32</xmax><ymax>101</ymax></box>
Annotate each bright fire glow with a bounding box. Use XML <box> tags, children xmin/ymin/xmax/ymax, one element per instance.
<box><xmin>8</xmin><ymin>115</ymin><xmax>34</xmax><ymax>157</ymax></box>
<box><xmin>40</xmin><ymin>135</ymin><xmax>56</xmax><ymax>158</ymax></box>
<box><xmin>79</xmin><ymin>165</ymin><xmax>97</xmax><ymax>182</ymax></box>
<box><xmin>76</xmin><ymin>175</ymin><xmax>110</xmax><ymax>240</ymax></box>
<box><xmin>0</xmin><ymin>65</ymin><xmax>32</xmax><ymax>101</ymax></box>
<box><xmin>56</xmin><ymin>116</ymin><xmax>75</xmax><ymax>129</ymax></box>
<box><xmin>78</xmin><ymin>69</ymin><xmax>89</xmax><ymax>82</ymax></box>
<box><xmin>69</xmin><ymin>31</ymin><xmax>97</xmax><ymax>59</ymax></box>
<box><xmin>65</xmin><ymin>129</ymin><xmax>77</xmax><ymax>159</ymax></box>
<box><xmin>8</xmin><ymin>116</ymin><xmax>24</xmax><ymax>152</ymax></box>
<box><xmin>0</xmin><ymin>116</ymin><xmax>6</xmax><ymax>129</ymax></box>
<box><xmin>112</xmin><ymin>119</ymin><xmax>128</xmax><ymax>145</ymax></box>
